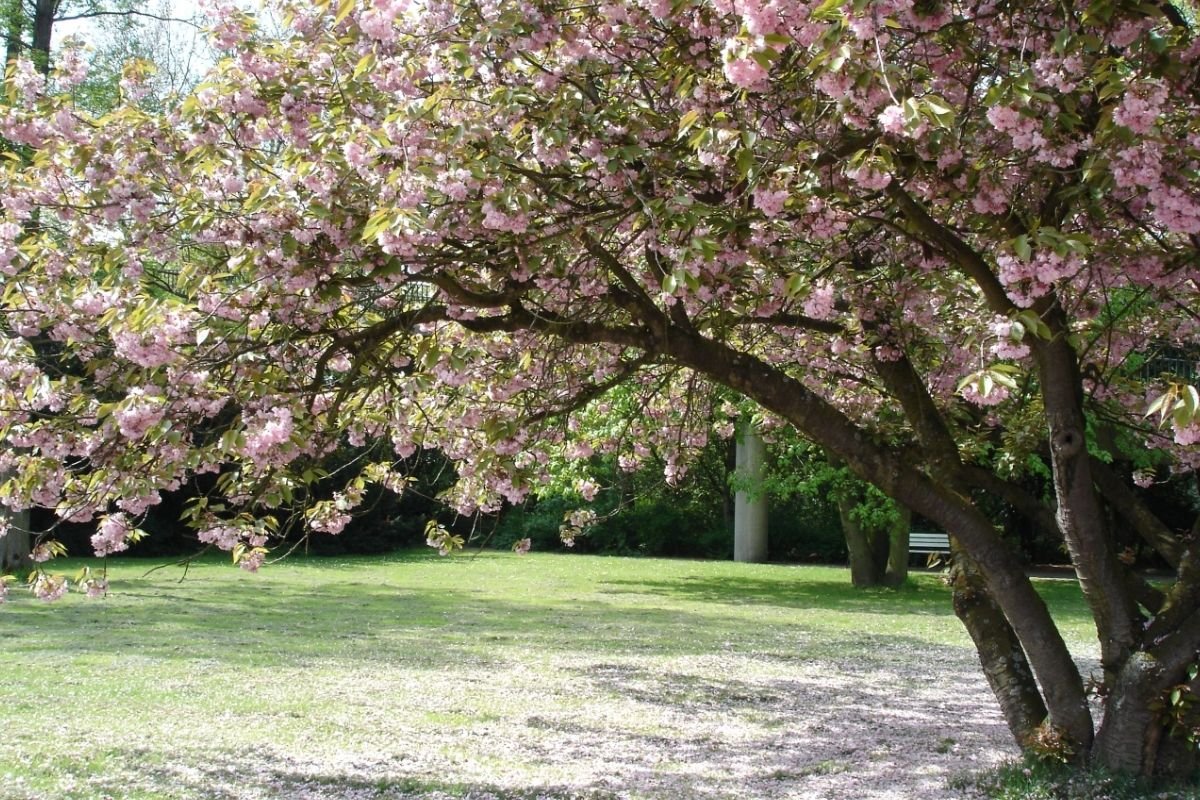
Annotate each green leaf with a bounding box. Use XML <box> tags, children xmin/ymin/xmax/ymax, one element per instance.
<box><xmin>353</xmin><ymin>51</ymin><xmax>376</xmax><ymax>78</ymax></box>
<box><xmin>810</xmin><ymin>0</ymin><xmax>843</xmax><ymax>21</ymax></box>
<box><xmin>922</xmin><ymin>95</ymin><xmax>956</xmax><ymax>128</ymax></box>
<box><xmin>1013</xmin><ymin>235</ymin><xmax>1032</xmax><ymax>261</ymax></box>
<box><xmin>677</xmin><ymin>108</ymin><xmax>701</xmax><ymax>138</ymax></box>
<box><xmin>751</xmin><ymin>49</ymin><xmax>776</xmax><ymax>70</ymax></box>
<box><xmin>334</xmin><ymin>0</ymin><xmax>355</xmax><ymax>26</ymax></box>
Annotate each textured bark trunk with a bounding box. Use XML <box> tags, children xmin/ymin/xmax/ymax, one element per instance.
<box><xmin>884</xmin><ymin>505</ymin><xmax>910</xmax><ymax>588</ymax></box>
<box><xmin>1034</xmin><ymin>323</ymin><xmax>1138</xmax><ymax>681</ymax></box>
<box><xmin>1</xmin><ymin>506</ymin><xmax>31</xmax><ymax>573</ymax></box>
<box><xmin>951</xmin><ymin>554</ymin><xmax>1047</xmax><ymax>742</ymax></box>
<box><xmin>838</xmin><ymin>493</ymin><xmax>882</xmax><ymax>587</ymax></box>
<box><xmin>31</xmin><ymin>0</ymin><xmax>54</xmax><ymax>72</ymax></box>
<box><xmin>1093</xmin><ymin>653</ymin><xmax>1167</xmax><ymax>774</ymax></box>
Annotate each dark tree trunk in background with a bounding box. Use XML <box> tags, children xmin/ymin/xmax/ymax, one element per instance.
<box><xmin>838</xmin><ymin>493</ymin><xmax>880</xmax><ymax>587</ymax></box>
<box><xmin>836</xmin><ymin>492</ymin><xmax>909</xmax><ymax>588</ymax></box>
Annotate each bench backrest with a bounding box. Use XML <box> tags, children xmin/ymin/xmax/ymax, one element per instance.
<box><xmin>909</xmin><ymin>532</ymin><xmax>951</xmax><ymax>552</ymax></box>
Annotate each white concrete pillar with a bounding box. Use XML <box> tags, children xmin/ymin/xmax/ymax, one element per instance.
<box><xmin>733</xmin><ymin>421</ymin><xmax>768</xmax><ymax>563</ymax></box>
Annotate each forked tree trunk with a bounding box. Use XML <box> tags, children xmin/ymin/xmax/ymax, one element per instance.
<box><xmin>837</xmin><ymin>493</ymin><xmax>882</xmax><ymax>587</ymax></box>
<box><xmin>950</xmin><ymin>552</ymin><xmax>1047</xmax><ymax>743</ymax></box>
<box><xmin>838</xmin><ymin>492</ymin><xmax>911</xmax><ymax>588</ymax></box>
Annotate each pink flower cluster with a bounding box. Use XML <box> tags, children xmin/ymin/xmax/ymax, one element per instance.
<box><xmin>848</xmin><ymin>164</ymin><xmax>891</xmax><ymax>191</ymax></box>
<box><xmin>114</xmin><ymin>388</ymin><xmax>166</xmax><ymax>439</ymax></box>
<box><xmin>92</xmin><ymin>513</ymin><xmax>134</xmax><ymax>557</ymax></box>
<box><xmin>238</xmin><ymin>550</ymin><xmax>265</xmax><ymax>572</ymax></box>
<box><xmin>986</xmin><ymin>105</ymin><xmax>1046</xmax><ymax>151</ymax></box>
<box><xmin>996</xmin><ymin>250</ymin><xmax>1082</xmax><ymax>307</ymax></box>
<box><xmin>1175</xmin><ymin>420</ymin><xmax>1200</xmax><ymax>447</ymax></box>
<box><xmin>0</xmin><ymin>220</ymin><xmax>23</xmax><ymax>276</ymax></box>
<box><xmin>991</xmin><ymin>319</ymin><xmax>1030</xmax><ymax>360</ymax></box>
<box><xmin>803</xmin><ymin>281</ymin><xmax>836</xmax><ymax>320</ymax></box>
<box><xmin>877</xmin><ymin>104</ymin><xmax>906</xmax><ymax>136</ymax></box>
<box><xmin>358</xmin><ymin>0</ymin><xmax>409</xmax><ymax>41</ymax></box>
<box><xmin>242</xmin><ymin>406</ymin><xmax>295</xmax><ymax>466</ymax></box>
<box><xmin>308</xmin><ymin>500</ymin><xmax>351</xmax><ymax>534</ymax></box>
<box><xmin>198</xmin><ymin>523</ymin><xmax>240</xmax><ymax>550</ymax></box>
<box><xmin>961</xmin><ymin>382</ymin><xmax>1010</xmax><ymax>407</ymax></box>
<box><xmin>54</xmin><ymin>38</ymin><xmax>90</xmax><ymax>88</ymax></box>
<box><xmin>752</xmin><ymin>187</ymin><xmax>789</xmax><ymax>217</ymax></box>
<box><xmin>33</xmin><ymin>573</ymin><xmax>67</xmax><ymax>602</ymax></box>
<box><xmin>724</xmin><ymin>56</ymin><xmax>769</xmax><ymax>91</ymax></box>
<box><xmin>481</xmin><ymin>201</ymin><xmax>529</xmax><ymax>233</ymax></box>
<box><xmin>10</xmin><ymin>58</ymin><xmax>44</xmax><ymax>104</ymax></box>
<box><xmin>1113</xmin><ymin>82</ymin><xmax>1166</xmax><ymax>135</ymax></box>
<box><xmin>112</xmin><ymin>309</ymin><xmax>193</xmax><ymax>368</ymax></box>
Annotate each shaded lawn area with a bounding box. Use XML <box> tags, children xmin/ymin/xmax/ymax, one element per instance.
<box><xmin>0</xmin><ymin>552</ymin><xmax>1095</xmax><ymax>799</ymax></box>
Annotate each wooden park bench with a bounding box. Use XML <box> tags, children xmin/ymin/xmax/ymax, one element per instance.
<box><xmin>909</xmin><ymin>531</ymin><xmax>951</xmax><ymax>557</ymax></box>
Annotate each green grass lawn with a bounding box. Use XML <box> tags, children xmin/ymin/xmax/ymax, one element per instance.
<box><xmin>0</xmin><ymin>552</ymin><xmax>1096</xmax><ymax>800</ymax></box>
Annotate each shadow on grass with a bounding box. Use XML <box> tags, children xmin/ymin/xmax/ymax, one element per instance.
<box><xmin>598</xmin><ymin>573</ymin><xmax>951</xmax><ymax>615</ymax></box>
<box><xmin>15</xmin><ymin>746</ymin><xmax>626</xmax><ymax>800</ymax></box>
<box><xmin>0</xmin><ymin>553</ymin><xmax>1095</xmax><ymax>674</ymax></box>
<box><xmin>0</xmin><ymin>572</ymin><xmax>980</xmax><ymax>671</ymax></box>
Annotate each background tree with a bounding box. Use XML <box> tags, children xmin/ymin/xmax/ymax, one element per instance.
<box><xmin>767</xmin><ymin>436</ymin><xmax>910</xmax><ymax>587</ymax></box>
<box><xmin>2</xmin><ymin>0</ymin><xmax>1200</xmax><ymax>779</ymax></box>
<box><xmin>1</xmin><ymin>0</ymin><xmax>201</xmax><ymax>572</ymax></box>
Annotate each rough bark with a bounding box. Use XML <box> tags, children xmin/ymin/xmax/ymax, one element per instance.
<box><xmin>30</xmin><ymin>0</ymin><xmax>55</xmax><ymax>72</ymax></box>
<box><xmin>867</xmin><ymin>351</ymin><xmax>1065</xmax><ymax>739</ymax></box>
<box><xmin>952</xmin><ymin>553</ymin><xmax>1048</xmax><ymax>742</ymax></box>
<box><xmin>1093</xmin><ymin>653</ymin><xmax>1169</xmax><ymax>774</ymax></box>
<box><xmin>1033</xmin><ymin>322</ymin><xmax>1139</xmax><ymax>681</ymax></box>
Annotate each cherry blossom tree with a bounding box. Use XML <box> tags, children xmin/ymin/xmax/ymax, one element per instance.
<box><xmin>2</xmin><ymin>0</ymin><xmax>1200</xmax><ymax>777</ymax></box>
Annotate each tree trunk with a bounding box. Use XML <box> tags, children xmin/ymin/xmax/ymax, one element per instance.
<box><xmin>31</xmin><ymin>0</ymin><xmax>54</xmax><ymax>73</ymax></box>
<box><xmin>837</xmin><ymin>492</ymin><xmax>882</xmax><ymax>587</ymax></box>
<box><xmin>660</xmin><ymin>328</ymin><xmax>1094</xmax><ymax>749</ymax></box>
<box><xmin>951</xmin><ymin>553</ymin><xmax>1047</xmax><ymax>743</ymax></box>
<box><xmin>1</xmin><ymin>506</ymin><xmax>31</xmax><ymax>574</ymax></box>
<box><xmin>1033</xmin><ymin>319</ymin><xmax>1139</xmax><ymax>682</ymax></box>
<box><xmin>1092</xmin><ymin>653</ymin><xmax>1167</xmax><ymax>773</ymax></box>
<box><xmin>883</xmin><ymin>504</ymin><xmax>910</xmax><ymax>588</ymax></box>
